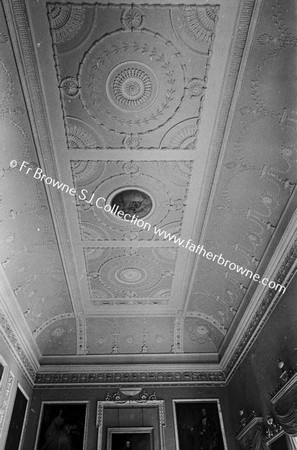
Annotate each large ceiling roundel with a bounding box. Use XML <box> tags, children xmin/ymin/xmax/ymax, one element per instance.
<box><xmin>79</xmin><ymin>30</ymin><xmax>185</xmax><ymax>134</ymax></box>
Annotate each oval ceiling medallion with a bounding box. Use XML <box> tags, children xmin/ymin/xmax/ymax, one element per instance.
<box><xmin>115</xmin><ymin>267</ymin><xmax>147</xmax><ymax>284</ymax></box>
<box><xmin>110</xmin><ymin>188</ymin><xmax>153</xmax><ymax>219</ymax></box>
<box><xmin>99</xmin><ymin>255</ymin><xmax>162</xmax><ymax>293</ymax></box>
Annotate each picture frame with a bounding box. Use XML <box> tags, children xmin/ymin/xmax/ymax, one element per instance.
<box><xmin>96</xmin><ymin>397</ymin><xmax>165</xmax><ymax>450</ymax></box>
<box><xmin>173</xmin><ymin>399</ymin><xmax>227</xmax><ymax>450</ymax></box>
<box><xmin>107</xmin><ymin>427</ymin><xmax>154</xmax><ymax>450</ymax></box>
<box><xmin>34</xmin><ymin>401</ymin><xmax>89</xmax><ymax>450</ymax></box>
<box><xmin>4</xmin><ymin>383</ymin><xmax>29</xmax><ymax>450</ymax></box>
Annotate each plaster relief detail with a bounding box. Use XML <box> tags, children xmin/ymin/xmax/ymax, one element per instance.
<box><xmin>48</xmin><ymin>3</ymin><xmax>217</xmax><ymax>148</ymax></box>
<box><xmin>121</xmin><ymin>7</ymin><xmax>144</xmax><ymax>30</ymax></box>
<box><xmin>170</xmin><ymin>6</ymin><xmax>218</xmax><ymax>54</ymax></box>
<box><xmin>86</xmin><ymin>247</ymin><xmax>175</xmax><ymax>304</ymax></box>
<box><xmin>60</xmin><ymin>77</ymin><xmax>79</xmax><ymax>98</ymax></box>
<box><xmin>160</xmin><ymin>118</ymin><xmax>198</xmax><ymax>149</ymax></box>
<box><xmin>66</xmin><ymin>118</ymin><xmax>104</xmax><ymax>149</ymax></box>
<box><xmin>47</xmin><ymin>4</ymin><xmax>85</xmax><ymax>44</ymax></box>
<box><xmin>80</xmin><ymin>30</ymin><xmax>185</xmax><ymax>134</ymax></box>
<box><xmin>71</xmin><ymin>160</ymin><xmax>192</xmax><ymax>241</ymax></box>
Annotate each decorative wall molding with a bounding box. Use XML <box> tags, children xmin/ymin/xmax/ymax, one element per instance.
<box><xmin>96</xmin><ymin>391</ymin><xmax>165</xmax><ymax>450</ymax></box>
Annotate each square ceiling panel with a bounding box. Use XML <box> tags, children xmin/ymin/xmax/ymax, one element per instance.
<box><xmin>47</xmin><ymin>3</ymin><xmax>219</xmax><ymax>149</ymax></box>
<box><xmin>85</xmin><ymin>246</ymin><xmax>176</xmax><ymax>305</ymax></box>
<box><xmin>71</xmin><ymin>160</ymin><xmax>193</xmax><ymax>241</ymax></box>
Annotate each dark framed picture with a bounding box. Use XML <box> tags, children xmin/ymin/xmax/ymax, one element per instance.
<box><xmin>4</xmin><ymin>383</ymin><xmax>29</xmax><ymax>450</ymax></box>
<box><xmin>173</xmin><ymin>399</ymin><xmax>227</xmax><ymax>450</ymax></box>
<box><xmin>34</xmin><ymin>401</ymin><xmax>89</xmax><ymax>450</ymax></box>
<box><xmin>107</xmin><ymin>427</ymin><xmax>154</xmax><ymax>450</ymax></box>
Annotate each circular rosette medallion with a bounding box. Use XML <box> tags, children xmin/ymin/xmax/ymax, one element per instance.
<box><xmin>79</xmin><ymin>30</ymin><xmax>185</xmax><ymax>134</ymax></box>
<box><xmin>99</xmin><ymin>256</ymin><xmax>162</xmax><ymax>293</ymax></box>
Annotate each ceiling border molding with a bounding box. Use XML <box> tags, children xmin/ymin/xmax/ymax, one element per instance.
<box><xmin>2</xmin><ymin>0</ymin><xmax>85</xmax><ymax>316</ymax></box>
<box><xmin>34</xmin><ymin>369</ymin><xmax>226</xmax><ymax>387</ymax></box>
<box><xmin>222</xmin><ymin>208</ymin><xmax>297</xmax><ymax>382</ymax></box>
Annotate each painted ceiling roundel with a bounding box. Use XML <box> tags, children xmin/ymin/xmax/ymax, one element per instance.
<box><xmin>110</xmin><ymin>189</ymin><xmax>153</xmax><ymax>219</ymax></box>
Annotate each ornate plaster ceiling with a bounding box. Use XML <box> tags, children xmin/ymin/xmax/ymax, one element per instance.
<box><xmin>0</xmin><ymin>0</ymin><xmax>296</xmax><ymax>384</ymax></box>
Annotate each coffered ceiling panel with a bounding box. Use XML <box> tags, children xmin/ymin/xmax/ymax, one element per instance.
<box><xmin>48</xmin><ymin>3</ymin><xmax>217</xmax><ymax>149</ymax></box>
<box><xmin>85</xmin><ymin>246</ymin><xmax>175</xmax><ymax>303</ymax></box>
<box><xmin>72</xmin><ymin>160</ymin><xmax>192</xmax><ymax>241</ymax></box>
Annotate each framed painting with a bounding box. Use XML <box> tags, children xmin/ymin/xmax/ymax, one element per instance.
<box><xmin>4</xmin><ymin>383</ymin><xmax>29</xmax><ymax>450</ymax></box>
<box><xmin>34</xmin><ymin>401</ymin><xmax>89</xmax><ymax>450</ymax></box>
<box><xmin>173</xmin><ymin>399</ymin><xmax>227</xmax><ymax>450</ymax></box>
<box><xmin>97</xmin><ymin>396</ymin><xmax>165</xmax><ymax>450</ymax></box>
<box><xmin>107</xmin><ymin>427</ymin><xmax>154</xmax><ymax>450</ymax></box>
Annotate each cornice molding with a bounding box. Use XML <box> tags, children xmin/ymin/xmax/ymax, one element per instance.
<box><xmin>34</xmin><ymin>368</ymin><xmax>226</xmax><ymax>387</ymax></box>
<box><xmin>222</xmin><ymin>208</ymin><xmax>297</xmax><ymax>381</ymax></box>
<box><xmin>0</xmin><ymin>268</ymin><xmax>40</xmax><ymax>385</ymax></box>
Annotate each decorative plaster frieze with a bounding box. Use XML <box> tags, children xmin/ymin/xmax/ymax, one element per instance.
<box><xmin>34</xmin><ymin>369</ymin><xmax>225</xmax><ymax>386</ymax></box>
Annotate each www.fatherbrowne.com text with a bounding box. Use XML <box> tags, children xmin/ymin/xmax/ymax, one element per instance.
<box><xmin>15</xmin><ymin>160</ymin><xmax>286</xmax><ymax>294</ymax></box>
